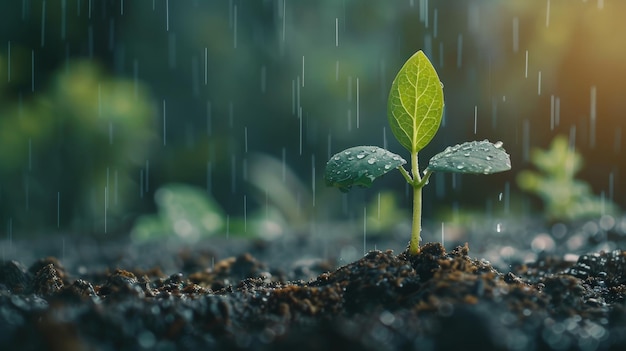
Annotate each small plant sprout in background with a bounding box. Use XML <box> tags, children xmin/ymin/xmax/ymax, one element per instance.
<box><xmin>517</xmin><ymin>135</ymin><xmax>619</xmax><ymax>221</ymax></box>
<box><xmin>324</xmin><ymin>50</ymin><xmax>511</xmax><ymax>255</ymax></box>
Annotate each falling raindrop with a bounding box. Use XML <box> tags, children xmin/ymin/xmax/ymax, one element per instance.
<box><xmin>165</xmin><ymin>0</ymin><xmax>170</xmax><ymax>31</ymax></box>
<box><xmin>433</xmin><ymin>8</ymin><xmax>439</xmax><ymax>38</ymax></box>
<box><xmin>590</xmin><ymin>86</ymin><xmax>597</xmax><ymax>148</ymax></box>
<box><xmin>282</xmin><ymin>148</ymin><xmax>286</xmax><ymax>182</ymax></box>
<box><xmin>104</xmin><ymin>186</ymin><xmax>108</xmax><ymax>233</ymax></box>
<box><xmin>441</xmin><ymin>222</ymin><xmax>445</xmax><ymax>247</ymax></box>
<box><xmin>233</xmin><ymin>5</ymin><xmax>238</xmax><ymax>48</ymax></box>
<box><xmin>356</xmin><ymin>77</ymin><xmax>360</xmax><ymax>128</ymax></box>
<box><xmin>299</xmin><ymin>108</ymin><xmax>303</xmax><ymax>155</ymax></box>
<box><xmin>537</xmin><ymin>71</ymin><xmax>542</xmax><ymax>95</ymax></box>
<box><xmin>524</xmin><ymin>50</ymin><xmax>529</xmax><ymax>78</ymax></box>
<box><xmin>546</xmin><ymin>0</ymin><xmax>551</xmax><ymax>27</ymax></box>
<box><xmin>280</xmin><ymin>0</ymin><xmax>286</xmax><ymax>41</ymax></box>
<box><xmin>162</xmin><ymin>99</ymin><xmax>167</xmax><ymax>146</ymax></box>
<box><xmin>311</xmin><ymin>154</ymin><xmax>316</xmax><ymax>207</ymax></box>
<box><xmin>40</xmin><ymin>0</ymin><xmax>46</xmax><ymax>47</ymax></box>
<box><xmin>335</xmin><ymin>18</ymin><xmax>339</xmax><ymax>46</ymax></box>
<box><xmin>114</xmin><ymin>169</ymin><xmax>119</xmax><ymax>206</ymax></box>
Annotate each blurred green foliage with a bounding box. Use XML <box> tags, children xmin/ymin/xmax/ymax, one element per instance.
<box><xmin>366</xmin><ymin>191</ymin><xmax>408</xmax><ymax>234</ymax></box>
<box><xmin>132</xmin><ymin>181</ymin><xmax>291</xmax><ymax>242</ymax></box>
<box><xmin>131</xmin><ymin>183</ymin><xmax>224</xmax><ymax>242</ymax></box>
<box><xmin>0</xmin><ymin>60</ymin><xmax>155</xmax><ymax>233</ymax></box>
<box><xmin>517</xmin><ymin>135</ymin><xmax>618</xmax><ymax>221</ymax></box>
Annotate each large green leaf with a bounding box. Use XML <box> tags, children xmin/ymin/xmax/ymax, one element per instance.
<box><xmin>387</xmin><ymin>50</ymin><xmax>444</xmax><ymax>153</ymax></box>
<box><xmin>426</xmin><ymin>140</ymin><xmax>511</xmax><ymax>174</ymax></box>
<box><xmin>325</xmin><ymin>146</ymin><xmax>406</xmax><ymax>192</ymax></box>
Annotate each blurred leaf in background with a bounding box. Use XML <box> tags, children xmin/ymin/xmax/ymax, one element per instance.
<box><xmin>366</xmin><ymin>191</ymin><xmax>408</xmax><ymax>235</ymax></box>
<box><xmin>517</xmin><ymin>135</ymin><xmax>618</xmax><ymax>221</ymax></box>
<box><xmin>131</xmin><ymin>183</ymin><xmax>224</xmax><ymax>243</ymax></box>
<box><xmin>0</xmin><ymin>60</ymin><xmax>156</xmax><ymax>233</ymax></box>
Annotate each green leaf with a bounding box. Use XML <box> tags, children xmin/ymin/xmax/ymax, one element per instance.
<box><xmin>426</xmin><ymin>140</ymin><xmax>511</xmax><ymax>174</ymax></box>
<box><xmin>387</xmin><ymin>50</ymin><xmax>444</xmax><ymax>153</ymax></box>
<box><xmin>325</xmin><ymin>146</ymin><xmax>407</xmax><ymax>192</ymax></box>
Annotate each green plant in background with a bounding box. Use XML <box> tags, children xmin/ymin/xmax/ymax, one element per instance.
<box><xmin>324</xmin><ymin>51</ymin><xmax>511</xmax><ymax>255</ymax></box>
<box><xmin>366</xmin><ymin>191</ymin><xmax>408</xmax><ymax>234</ymax></box>
<box><xmin>517</xmin><ymin>135</ymin><xmax>618</xmax><ymax>221</ymax></box>
<box><xmin>131</xmin><ymin>183</ymin><xmax>225</xmax><ymax>242</ymax></box>
<box><xmin>0</xmin><ymin>60</ymin><xmax>155</xmax><ymax>232</ymax></box>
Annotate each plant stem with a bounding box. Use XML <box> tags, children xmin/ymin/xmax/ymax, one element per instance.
<box><xmin>409</xmin><ymin>184</ymin><xmax>422</xmax><ymax>255</ymax></box>
<box><xmin>409</xmin><ymin>151</ymin><xmax>422</xmax><ymax>255</ymax></box>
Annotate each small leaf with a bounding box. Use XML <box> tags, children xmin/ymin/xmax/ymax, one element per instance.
<box><xmin>426</xmin><ymin>140</ymin><xmax>511</xmax><ymax>174</ymax></box>
<box><xmin>325</xmin><ymin>146</ymin><xmax>407</xmax><ymax>192</ymax></box>
<box><xmin>388</xmin><ymin>50</ymin><xmax>444</xmax><ymax>153</ymax></box>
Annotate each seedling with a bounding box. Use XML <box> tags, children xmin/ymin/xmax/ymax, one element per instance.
<box><xmin>516</xmin><ymin>135</ymin><xmax>618</xmax><ymax>221</ymax></box>
<box><xmin>324</xmin><ymin>51</ymin><xmax>511</xmax><ymax>255</ymax></box>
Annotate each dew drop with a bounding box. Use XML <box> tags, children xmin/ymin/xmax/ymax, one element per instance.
<box><xmin>344</xmin><ymin>151</ymin><xmax>352</xmax><ymax>155</ymax></box>
<box><xmin>494</xmin><ymin>141</ymin><xmax>504</xmax><ymax>148</ymax></box>
<box><xmin>367</xmin><ymin>158</ymin><xmax>376</xmax><ymax>165</ymax></box>
<box><xmin>463</xmin><ymin>153</ymin><xmax>470</xmax><ymax>157</ymax></box>
<box><xmin>486</xmin><ymin>156</ymin><xmax>492</xmax><ymax>160</ymax></box>
<box><xmin>384</xmin><ymin>164</ymin><xmax>391</xmax><ymax>170</ymax></box>
<box><xmin>357</xmin><ymin>154</ymin><xmax>366</xmax><ymax>159</ymax></box>
<box><xmin>334</xmin><ymin>156</ymin><xmax>340</xmax><ymax>161</ymax></box>
<box><xmin>456</xmin><ymin>164</ymin><xmax>465</xmax><ymax>170</ymax></box>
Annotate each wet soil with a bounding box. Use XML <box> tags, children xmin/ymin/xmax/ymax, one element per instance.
<box><xmin>2</xmin><ymin>231</ymin><xmax>626</xmax><ymax>350</ymax></box>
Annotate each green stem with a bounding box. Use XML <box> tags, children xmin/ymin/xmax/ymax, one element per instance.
<box><xmin>409</xmin><ymin>151</ymin><xmax>422</xmax><ymax>255</ymax></box>
<box><xmin>409</xmin><ymin>183</ymin><xmax>422</xmax><ymax>255</ymax></box>
<box><xmin>398</xmin><ymin>166</ymin><xmax>413</xmax><ymax>183</ymax></box>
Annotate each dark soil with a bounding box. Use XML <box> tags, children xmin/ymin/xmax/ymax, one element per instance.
<box><xmin>2</xmin><ymin>229</ymin><xmax>626</xmax><ymax>350</ymax></box>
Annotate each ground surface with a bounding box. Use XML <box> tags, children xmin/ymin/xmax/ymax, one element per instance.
<box><xmin>1</xmin><ymin>217</ymin><xmax>626</xmax><ymax>350</ymax></box>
